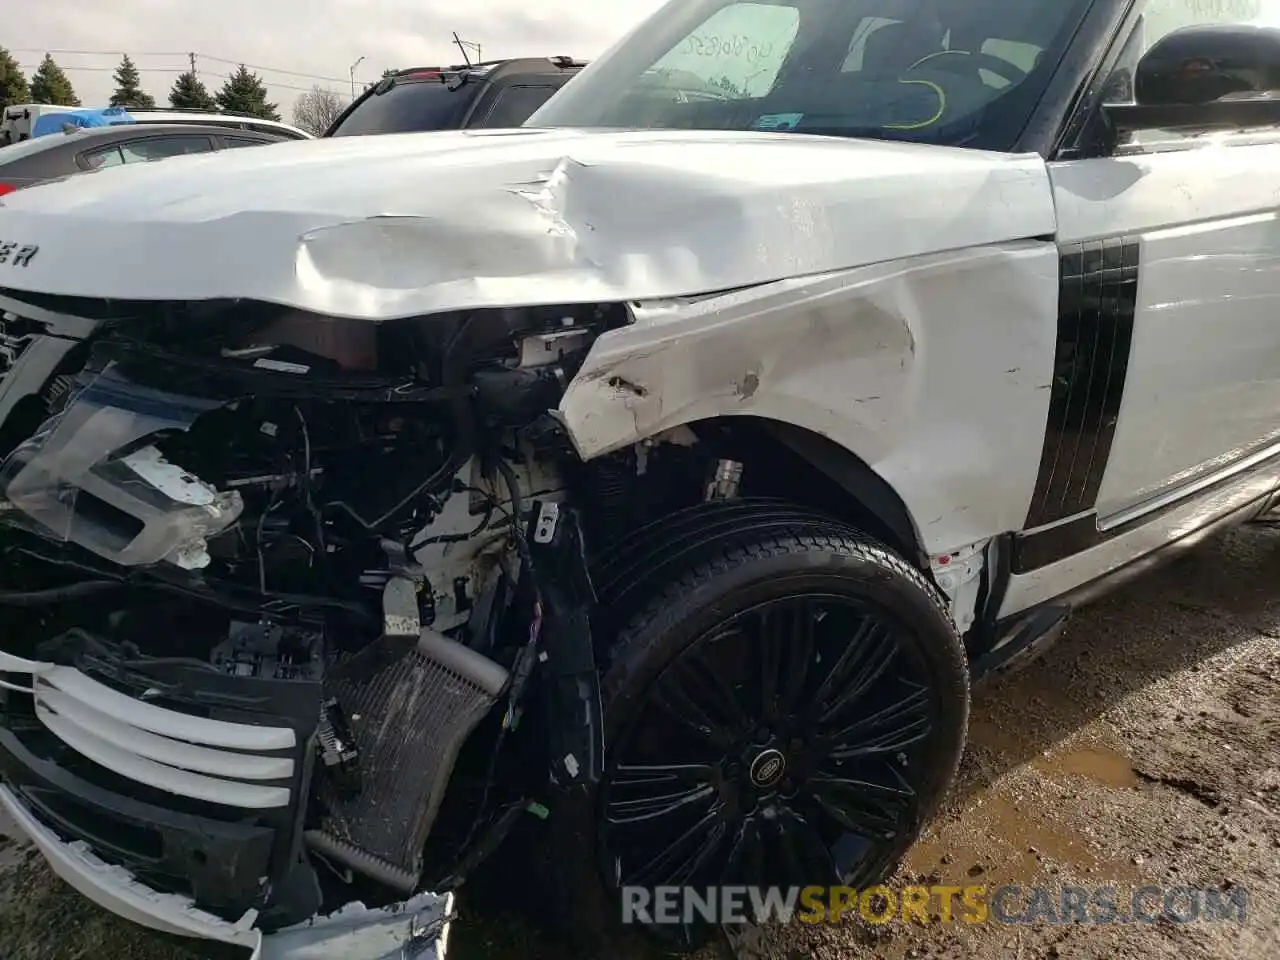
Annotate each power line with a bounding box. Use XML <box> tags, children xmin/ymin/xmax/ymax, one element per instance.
<box><xmin>18</xmin><ymin>64</ymin><xmax>183</xmax><ymax>73</ymax></box>
<box><xmin>17</xmin><ymin>64</ymin><xmax>346</xmax><ymax>94</ymax></box>
<box><xmin>201</xmin><ymin>72</ymin><xmax>342</xmax><ymax>94</ymax></box>
<box><xmin>194</xmin><ymin>54</ymin><xmax>349</xmax><ymax>85</ymax></box>
<box><xmin>12</xmin><ymin>49</ymin><xmax>352</xmax><ymax>85</ymax></box>
<box><xmin>9</xmin><ymin>48</ymin><xmax>189</xmax><ymax>56</ymax></box>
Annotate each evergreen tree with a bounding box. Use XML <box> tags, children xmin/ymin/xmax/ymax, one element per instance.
<box><xmin>0</xmin><ymin>47</ymin><xmax>30</xmax><ymax>109</ymax></box>
<box><xmin>169</xmin><ymin>71</ymin><xmax>215</xmax><ymax>110</ymax></box>
<box><xmin>109</xmin><ymin>55</ymin><xmax>156</xmax><ymax>109</ymax></box>
<box><xmin>214</xmin><ymin>65</ymin><xmax>279</xmax><ymax>121</ymax></box>
<box><xmin>29</xmin><ymin>54</ymin><xmax>79</xmax><ymax>105</ymax></box>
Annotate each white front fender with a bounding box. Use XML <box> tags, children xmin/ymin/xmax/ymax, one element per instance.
<box><xmin>557</xmin><ymin>243</ymin><xmax>1061</xmax><ymax>556</ymax></box>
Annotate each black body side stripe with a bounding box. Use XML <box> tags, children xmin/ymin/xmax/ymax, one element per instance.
<box><xmin>1022</xmin><ymin>236</ymin><xmax>1140</xmax><ymax>531</ymax></box>
<box><xmin>1011</xmin><ymin>442</ymin><xmax>1280</xmax><ymax>574</ymax></box>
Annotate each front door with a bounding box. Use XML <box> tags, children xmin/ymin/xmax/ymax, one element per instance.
<box><xmin>1038</xmin><ymin>0</ymin><xmax>1280</xmax><ymax>531</ymax></box>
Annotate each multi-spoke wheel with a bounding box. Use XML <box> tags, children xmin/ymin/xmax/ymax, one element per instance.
<box><xmin>591</xmin><ymin>524</ymin><xmax>969</xmax><ymax>948</ymax></box>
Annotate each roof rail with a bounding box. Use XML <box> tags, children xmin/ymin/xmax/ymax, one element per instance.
<box><xmin>129</xmin><ymin>107</ymin><xmax>220</xmax><ymax>115</ymax></box>
<box><xmin>129</xmin><ymin>106</ymin><xmax>270</xmax><ymax>121</ymax></box>
<box><xmin>394</xmin><ymin>63</ymin><xmax>480</xmax><ymax>74</ymax></box>
<box><xmin>396</xmin><ymin>56</ymin><xmax>584</xmax><ymax>76</ymax></box>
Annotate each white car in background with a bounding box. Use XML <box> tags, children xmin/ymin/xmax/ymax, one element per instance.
<box><xmin>1</xmin><ymin>105</ymin><xmax>311</xmax><ymax>144</ymax></box>
<box><xmin>122</xmin><ymin>108</ymin><xmax>312</xmax><ymax>140</ymax></box>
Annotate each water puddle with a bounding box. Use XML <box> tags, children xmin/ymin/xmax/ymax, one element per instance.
<box><xmin>907</xmin><ymin>793</ymin><xmax>1102</xmax><ymax>886</ymax></box>
<box><xmin>903</xmin><ymin>735</ymin><xmax>1147</xmax><ymax>890</ymax></box>
<box><xmin>1033</xmin><ymin>743</ymin><xmax>1140</xmax><ymax>790</ymax></box>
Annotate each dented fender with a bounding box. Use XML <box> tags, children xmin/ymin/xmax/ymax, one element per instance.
<box><xmin>557</xmin><ymin>242</ymin><xmax>1062</xmax><ymax>555</ymax></box>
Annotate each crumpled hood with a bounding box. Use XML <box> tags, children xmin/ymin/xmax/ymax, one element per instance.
<box><xmin>0</xmin><ymin>127</ymin><xmax>1055</xmax><ymax>319</ymax></box>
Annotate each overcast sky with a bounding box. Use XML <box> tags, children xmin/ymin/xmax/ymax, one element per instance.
<box><xmin>13</xmin><ymin>0</ymin><xmax>669</xmax><ymax>117</ymax></box>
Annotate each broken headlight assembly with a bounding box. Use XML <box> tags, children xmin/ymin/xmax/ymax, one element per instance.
<box><xmin>0</xmin><ymin>360</ymin><xmax>244</xmax><ymax>570</ymax></box>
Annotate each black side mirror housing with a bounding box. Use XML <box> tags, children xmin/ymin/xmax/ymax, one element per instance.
<box><xmin>1105</xmin><ymin>23</ymin><xmax>1280</xmax><ymax>136</ymax></box>
<box><xmin>1138</xmin><ymin>23</ymin><xmax>1280</xmax><ymax>104</ymax></box>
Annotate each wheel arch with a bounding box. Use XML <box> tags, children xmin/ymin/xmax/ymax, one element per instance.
<box><xmin>740</xmin><ymin>417</ymin><xmax>927</xmax><ymax>568</ymax></box>
<box><xmin>606</xmin><ymin>413</ymin><xmax>929</xmax><ymax>570</ymax></box>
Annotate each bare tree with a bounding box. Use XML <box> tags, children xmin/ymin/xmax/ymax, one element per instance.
<box><xmin>292</xmin><ymin>85</ymin><xmax>347</xmax><ymax>135</ymax></box>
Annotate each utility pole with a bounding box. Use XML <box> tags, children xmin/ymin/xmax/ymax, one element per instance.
<box><xmin>188</xmin><ymin>52</ymin><xmax>197</xmax><ymax>76</ymax></box>
<box><xmin>349</xmin><ymin>55</ymin><xmax>365</xmax><ymax>98</ymax></box>
<box><xmin>452</xmin><ymin>33</ymin><xmax>481</xmax><ymax>65</ymax></box>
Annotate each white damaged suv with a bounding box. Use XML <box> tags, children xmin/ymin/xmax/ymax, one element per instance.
<box><xmin>1</xmin><ymin>0</ymin><xmax>1279</xmax><ymax>957</ymax></box>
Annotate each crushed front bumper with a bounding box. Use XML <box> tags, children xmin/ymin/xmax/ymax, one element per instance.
<box><xmin>1</xmin><ymin>787</ymin><xmax>454</xmax><ymax>959</ymax></box>
<box><xmin>0</xmin><ymin>648</ymin><xmax>455</xmax><ymax>959</ymax></box>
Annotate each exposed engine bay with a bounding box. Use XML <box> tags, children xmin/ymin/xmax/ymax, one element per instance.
<box><xmin>0</xmin><ymin>293</ymin><xmax>745</xmax><ymax>929</ymax></box>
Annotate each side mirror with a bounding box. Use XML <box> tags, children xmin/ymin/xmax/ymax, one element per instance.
<box><xmin>1105</xmin><ymin>24</ymin><xmax>1280</xmax><ymax>136</ymax></box>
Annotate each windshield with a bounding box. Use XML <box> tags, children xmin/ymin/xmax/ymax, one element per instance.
<box><xmin>327</xmin><ymin>78</ymin><xmax>477</xmax><ymax>136</ymax></box>
<box><xmin>529</xmin><ymin>0</ymin><xmax>1095</xmax><ymax>151</ymax></box>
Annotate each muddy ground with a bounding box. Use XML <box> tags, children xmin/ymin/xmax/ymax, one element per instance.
<box><xmin>2</xmin><ymin>524</ymin><xmax>1278</xmax><ymax>960</ymax></box>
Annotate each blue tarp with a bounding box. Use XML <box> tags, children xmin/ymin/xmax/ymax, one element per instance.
<box><xmin>31</xmin><ymin>107</ymin><xmax>136</xmax><ymax>139</ymax></box>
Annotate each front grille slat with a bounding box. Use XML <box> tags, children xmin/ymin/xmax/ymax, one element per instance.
<box><xmin>42</xmin><ymin>665</ymin><xmax>296</xmax><ymax>750</ymax></box>
<box><xmin>38</xmin><ymin>685</ymin><xmax>294</xmax><ymax>781</ymax></box>
<box><xmin>4</xmin><ymin>652</ymin><xmax>298</xmax><ymax>810</ymax></box>
<box><xmin>35</xmin><ymin>700</ymin><xmax>291</xmax><ymax>808</ymax></box>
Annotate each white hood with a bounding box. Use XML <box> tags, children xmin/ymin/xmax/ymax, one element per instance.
<box><xmin>0</xmin><ymin>128</ymin><xmax>1055</xmax><ymax>320</ymax></box>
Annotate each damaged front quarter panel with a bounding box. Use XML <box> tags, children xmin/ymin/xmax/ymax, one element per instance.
<box><xmin>557</xmin><ymin>241</ymin><xmax>1062</xmax><ymax>555</ymax></box>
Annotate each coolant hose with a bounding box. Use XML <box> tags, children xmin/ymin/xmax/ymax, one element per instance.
<box><xmin>0</xmin><ymin>580</ymin><xmax>123</xmax><ymax>605</ymax></box>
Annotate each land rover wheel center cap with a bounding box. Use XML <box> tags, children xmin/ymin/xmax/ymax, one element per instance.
<box><xmin>748</xmin><ymin>748</ymin><xmax>787</xmax><ymax>788</ymax></box>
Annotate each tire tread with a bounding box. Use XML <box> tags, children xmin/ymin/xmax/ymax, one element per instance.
<box><xmin>604</xmin><ymin>521</ymin><xmax>967</xmax><ymax>699</ymax></box>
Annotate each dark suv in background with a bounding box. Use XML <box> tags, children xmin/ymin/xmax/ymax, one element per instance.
<box><xmin>324</xmin><ymin>56</ymin><xmax>586</xmax><ymax>137</ymax></box>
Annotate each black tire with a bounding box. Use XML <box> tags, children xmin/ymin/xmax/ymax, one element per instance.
<box><xmin>575</xmin><ymin>514</ymin><xmax>969</xmax><ymax>950</ymax></box>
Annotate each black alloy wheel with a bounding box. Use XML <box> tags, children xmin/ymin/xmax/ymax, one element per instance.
<box><xmin>593</xmin><ymin>524</ymin><xmax>969</xmax><ymax>948</ymax></box>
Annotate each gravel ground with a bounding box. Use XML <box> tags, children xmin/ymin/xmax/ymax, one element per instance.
<box><xmin>2</xmin><ymin>525</ymin><xmax>1278</xmax><ymax>960</ymax></box>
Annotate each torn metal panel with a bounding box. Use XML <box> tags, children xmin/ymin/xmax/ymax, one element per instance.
<box><xmin>930</xmin><ymin>540</ymin><xmax>988</xmax><ymax>635</ymax></box>
<box><xmin>557</xmin><ymin>242</ymin><xmax>1061</xmax><ymax>554</ymax></box>
<box><xmin>0</xmin><ymin>129</ymin><xmax>1053</xmax><ymax>319</ymax></box>
<box><xmin>259</xmin><ymin>891</ymin><xmax>454</xmax><ymax>960</ymax></box>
